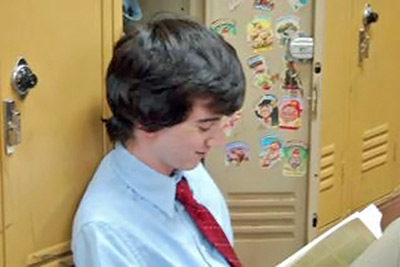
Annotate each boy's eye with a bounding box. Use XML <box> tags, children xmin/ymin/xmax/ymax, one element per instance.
<box><xmin>198</xmin><ymin>126</ymin><xmax>211</xmax><ymax>132</ymax></box>
<box><xmin>197</xmin><ymin>121</ymin><xmax>215</xmax><ymax>132</ymax></box>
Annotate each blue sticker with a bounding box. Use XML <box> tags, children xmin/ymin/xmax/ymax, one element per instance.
<box><xmin>287</xmin><ymin>0</ymin><xmax>309</xmax><ymax>11</ymax></box>
<box><xmin>259</xmin><ymin>135</ymin><xmax>282</xmax><ymax>169</ymax></box>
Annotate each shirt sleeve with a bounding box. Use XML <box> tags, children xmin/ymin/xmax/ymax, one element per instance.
<box><xmin>73</xmin><ymin>222</ymin><xmax>144</xmax><ymax>267</ymax></box>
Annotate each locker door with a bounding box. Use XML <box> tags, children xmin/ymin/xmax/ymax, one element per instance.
<box><xmin>346</xmin><ymin>1</ymin><xmax>399</xmax><ymax>209</ymax></box>
<box><xmin>318</xmin><ymin>0</ymin><xmax>352</xmax><ymax>228</ymax></box>
<box><xmin>0</xmin><ymin>1</ymin><xmax>120</xmax><ymax>265</ymax></box>
<box><xmin>204</xmin><ymin>1</ymin><xmax>319</xmax><ymax>266</ymax></box>
<box><xmin>318</xmin><ymin>0</ymin><xmax>400</xmax><ymax>230</ymax></box>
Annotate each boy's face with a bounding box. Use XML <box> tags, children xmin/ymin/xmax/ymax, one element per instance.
<box><xmin>149</xmin><ymin>99</ymin><xmax>226</xmax><ymax>175</ymax></box>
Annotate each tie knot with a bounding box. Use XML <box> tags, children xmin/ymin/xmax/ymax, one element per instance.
<box><xmin>176</xmin><ymin>178</ymin><xmax>195</xmax><ymax>206</ymax></box>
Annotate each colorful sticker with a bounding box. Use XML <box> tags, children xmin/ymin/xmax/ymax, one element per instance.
<box><xmin>222</xmin><ymin>109</ymin><xmax>242</xmax><ymax>137</ymax></box>
<box><xmin>282</xmin><ymin>140</ymin><xmax>308</xmax><ymax>176</ymax></box>
<box><xmin>211</xmin><ymin>19</ymin><xmax>237</xmax><ymax>38</ymax></box>
<box><xmin>228</xmin><ymin>0</ymin><xmax>242</xmax><ymax>11</ymax></box>
<box><xmin>224</xmin><ymin>141</ymin><xmax>250</xmax><ymax>166</ymax></box>
<box><xmin>247</xmin><ymin>55</ymin><xmax>278</xmax><ymax>90</ymax></box>
<box><xmin>279</xmin><ymin>96</ymin><xmax>302</xmax><ymax>130</ymax></box>
<box><xmin>287</xmin><ymin>0</ymin><xmax>309</xmax><ymax>12</ymax></box>
<box><xmin>247</xmin><ymin>17</ymin><xmax>274</xmax><ymax>53</ymax></box>
<box><xmin>253</xmin><ymin>0</ymin><xmax>275</xmax><ymax>11</ymax></box>
<box><xmin>255</xmin><ymin>94</ymin><xmax>279</xmax><ymax>128</ymax></box>
<box><xmin>275</xmin><ymin>16</ymin><xmax>300</xmax><ymax>47</ymax></box>
<box><xmin>282</xmin><ymin>60</ymin><xmax>302</xmax><ymax>91</ymax></box>
<box><xmin>259</xmin><ymin>135</ymin><xmax>282</xmax><ymax>169</ymax></box>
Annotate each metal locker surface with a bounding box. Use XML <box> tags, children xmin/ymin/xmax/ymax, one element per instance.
<box><xmin>0</xmin><ymin>0</ymin><xmax>118</xmax><ymax>265</ymax></box>
<box><xmin>204</xmin><ymin>1</ymin><xmax>319</xmax><ymax>266</ymax></box>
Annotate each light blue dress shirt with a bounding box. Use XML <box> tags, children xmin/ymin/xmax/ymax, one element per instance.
<box><xmin>72</xmin><ymin>144</ymin><xmax>233</xmax><ymax>266</ymax></box>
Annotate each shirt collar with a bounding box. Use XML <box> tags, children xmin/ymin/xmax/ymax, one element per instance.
<box><xmin>111</xmin><ymin>143</ymin><xmax>183</xmax><ymax>218</ymax></box>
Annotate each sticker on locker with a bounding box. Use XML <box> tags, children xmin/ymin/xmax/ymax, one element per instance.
<box><xmin>259</xmin><ymin>135</ymin><xmax>282</xmax><ymax>169</ymax></box>
<box><xmin>247</xmin><ymin>17</ymin><xmax>274</xmax><ymax>53</ymax></box>
<box><xmin>282</xmin><ymin>140</ymin><xmax>308</xmax><ymax>177</ymax></box>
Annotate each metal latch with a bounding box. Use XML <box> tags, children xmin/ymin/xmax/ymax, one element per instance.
<box><xmin>4</xmin><ymin>99</ymin><xmax>21</xmax><ymax>155</ymax></box>
<box><xmin>359</xmin><ymin>4</ymin><xmax>379</xmax><ymax>64</ymax></box>
<box><xmin>289</xmin><ymin>37</ymin><xmax>314</xmax><ymax>60</ymax></box>
<box><xmin>312</xmin><ymin>212</ymin><xmax>318</xmax><ymax>227</ymax></box>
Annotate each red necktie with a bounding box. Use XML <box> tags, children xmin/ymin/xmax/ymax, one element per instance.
<box><xmin>176</xmin><ymin>178</ymin><xmax>242</xmax><ymax>267</ymax></box>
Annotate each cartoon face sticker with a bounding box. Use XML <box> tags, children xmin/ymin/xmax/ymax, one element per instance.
<box><xmin>210</xmin><ymin>19</ymin><xmax>237</xmax><ymax>38</ymax></box>
<box><xmin>247</xmin><ymin>55</ymin><xmax>266</xmax><ymax>72</ymax></box>
<box><xmin>253</xmin><ymin>0</ymin><xmax>275</xmax><ymax>11</ymax></box>
<box><xmin>255</xmin><ymin>94</ymin><xmax>279</xmax><ymax>128</ymax></box>
<box><xmin>224</xmin><ymin>141</ymin><xmax>250</xmax><ymax>166</ymax></box>
<box><xmin>222</xmin><ymin>109</ymin><xmax>242</xmax><ymax>137</ymax></box>
<box><xmin>247</xmin><ymin>55</ymin><xmax>278</xmax><ymax>90</ymax></box>
<box><xmin>254</xmin><ymin>72</ymin><xmax>273</xmax><ymax>90</ymax></box>
<box><xmin>282</xmin><ymin>140</ymin><xmax>308</xmax><ymax>176</ymax></box>
<box><xmin>282</xmin><ymin>60</ymin><xmax>302</xmax><ymax>90</ymax></box>
<box><xmin>259</xmin><ymin>135</ymin><xmax>282</xmax><ymax>169</ymax></box>
<box><xmin>247</xmin><ymin>18</ymin><xmax>274</xmax><ymax>53</ymax></box>
<box><xmin>287</xmin><ymin>0</ymin><xmax>309</xmax><ymax>12</ymax></box>
<box><xmin>275</xmin><ymin>16</ymin><xmax>300</xmax><ymax>47</ymax></box>
<box><xmin>279</xmin><ymin>97</ymin><xmax>302</xmax><ymax>130</ymax></box>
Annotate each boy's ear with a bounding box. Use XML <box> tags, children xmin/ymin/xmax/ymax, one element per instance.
<box><xmin>135</xmin><ymin>124</ymin><xmax>158</xmax><ymax>139</ymax></box>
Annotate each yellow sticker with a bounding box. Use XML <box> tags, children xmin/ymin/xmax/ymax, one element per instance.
<box><xmin>247</xmin><ymin>17</ymin><xmax>274</xmax><ymax>53</ymax></box>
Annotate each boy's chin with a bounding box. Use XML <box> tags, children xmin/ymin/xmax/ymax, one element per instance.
<box><xmin>180</xmin><ymin>161</ymin><xmax>201</xmax><ymax>171</ymax></box>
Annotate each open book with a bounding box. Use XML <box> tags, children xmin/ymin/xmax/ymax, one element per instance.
<box><xmin>277</xmin><ymin>204</ymin><xmax>382</xmax><ymax>267</ymax></box>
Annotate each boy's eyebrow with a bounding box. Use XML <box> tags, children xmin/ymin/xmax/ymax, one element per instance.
<box><xmin>195</xmin><ymin>116</ymin><xmax>222</xmax><ymax>123</ymax></box>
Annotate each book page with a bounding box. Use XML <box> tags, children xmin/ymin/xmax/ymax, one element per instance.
<box><xmin>278</xmin><ymin>204</ymin><xmax>382</xmax><ymax>266</ymax></box>
<box><xmin>290</xmin><ymin>219</ymin><xmax>376</xmax><ymax>266</ymax></box>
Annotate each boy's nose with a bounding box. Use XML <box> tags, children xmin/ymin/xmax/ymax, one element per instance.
<box><xmin>206</xmin><ymin>128</ymin><xmax>225</xmax><ymax>148</ymax></box>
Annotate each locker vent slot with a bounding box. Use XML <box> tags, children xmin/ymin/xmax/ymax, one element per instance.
<box><xmin>227</xmin><ymin>192</ymin><xmax>295</xmax><ymax>241</ymax></box>
<box><xmin>27</xmin><ymin>241</ymin><xmax>71</xmax><ymax>266</ymax></box>
<box><xmin>320</xmin><ymin>144</ymin><xmax>335</xmax><ymax>192</ymax></box>
<box><xmin>361</xmin><ymin>124</ymin><xmax>389</xmax><ymax>173</ymax></box>
<box><xmin>39</xmin><ymin>255</ymin><xmax>73</xmax><ymax>267</ymax></box>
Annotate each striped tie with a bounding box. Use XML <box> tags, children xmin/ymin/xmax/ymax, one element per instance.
<box><xmin>176</xmin><ymin>178</ymin><xmax>242</xmax><ymax>267</ymax></box>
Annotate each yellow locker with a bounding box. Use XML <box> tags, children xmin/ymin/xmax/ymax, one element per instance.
<box><xmin>319</xmin><ymin>0</ymin><xmax>400</xmax><ymax>229</ymax></box>
<box><xmin>0</xmin><ymin>0</ymin><xmax>121</xmax><ymax>265</ymax></box>
<box><xmin>347</xmin><ymin>0</ymin><xmax>398</xmax><ymax>209</ymax></box>
<box><xmin>318</xmin><ymin>0</ymin><xmax>352</xmax><ymax>228</ymax></box>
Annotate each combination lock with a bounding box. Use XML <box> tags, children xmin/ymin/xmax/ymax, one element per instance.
<box><xmin>11</xmin><ymin>57</ymin><xmax>38</xmax><ymax>99</ymax></box>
